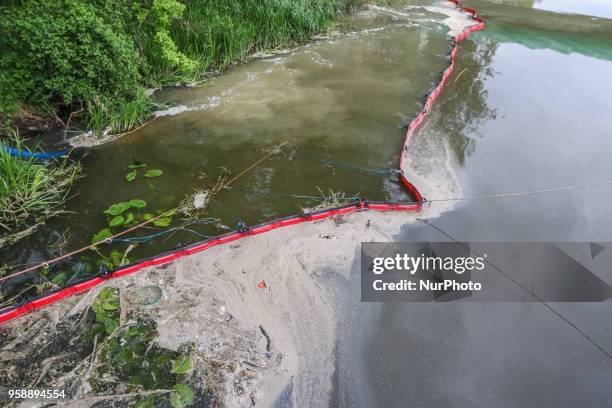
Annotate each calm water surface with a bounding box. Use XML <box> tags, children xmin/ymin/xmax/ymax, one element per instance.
<box><xmin>334</xmin><ymin>1</ymin><xmax>612</xmax><ymax>407</ymax></box>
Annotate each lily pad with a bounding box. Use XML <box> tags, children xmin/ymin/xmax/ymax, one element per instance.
<box><xmin>104</xmin><ymin>202</ymin><xmax>131</xmax><ymax>216</ymax></box>
<box><xmin>51</xmin><ymin>272</ymin><xmax>68</xmax><ymax>286</ymax></box>
<box><xmin>124</xmin><ymin>213</ymin><xmax>135</xmax><ymax>225</ymax></box>
<box><xmin>143</xmin><ymin>213</ymin><xmax>155</xmax><ymax>221</ymax></box>
<box><xmin>126</xmin><ymin>170</ymin><xmax>137</xmax><ymax>182</ymax></box>
<box><xmin>170</xmin><ymin>384</ymin><xmax>193</xmax><ymax>408</ymax></box>
<box><xmin>153</xmin><ymin>217</ymin><xmax>172</xmax><ymax>227</ymax></box>
<box><xmin>109</xmin><ymin>215</ymin><xmax>125</xmax><ymax>227</ymax></box>
<box><xmin>129</xmin><ymin>199</ymin><xmax>147</xmax><ymax>208</ymax></box>
<box><xmin>144</xmin><ymin>169</ymin><xmax>163</xmax><ymax>178</ymax></box>
<box><xmin>128</xmin><ymin>161</ymin><xmax>147</xmax><ymax>169</ymax></box>
<box><xmin>91</xmin><ymin>228</ymin><xmax>112</xmax><ymax>244</ymax></box>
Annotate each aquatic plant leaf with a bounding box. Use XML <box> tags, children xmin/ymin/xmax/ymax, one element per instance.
<box><xmin>143</xmin><ymin>213</ymin><xmax>155</xmax><ymax>220</ymax></box>
<box><xmin>109</xmin><ymin>215</ymin><xmax>125</xmax><ymax>227</ymax></box>
<box><xmin>124</xmin><ymin>213</ymin><xmax>135</xmax><ymax>225</ymax></box>
<box><xmin>144</xmin><ymin>169</ymin><xmax>163</xmax><ymax>178</ymax></box>
<box><xmin>104</xmin><ymin>319</ymin><xmax>119</xmax><ymax>335</ymax></box>
<box><xmin>90</xmin><ymin>288</ymin><xmax>120</xmax><ymax>336</ymax></box>
<box><xmin>170</xmin><ymin>384</ymin><xmax>193</xmax><ymax>408</ymax></box>
<box><xmin>104</xmin><ymin>202</ymin><xmax>131</xmax><ymax>216</ymax></box>
<box><xmin>129</xmin><ymin>199</ymin><xmax>147</xmax><ymax>208</ymax></box>
<box><xmin>172</xmin><ymin>355</ymin><xmax>191</xmax><ymax>374</ymax></box>
<box><xmin>99</xmin><ymin>287</ymin><xmax>115</xmax><ymax>300</ymax></box>
<box><xmin>102</xmin><ymin>299</ymin><xmax>119</xmax><ymax>310</ymax></box>
<box><xmin>51</xmin><ymin>272</ymin><xmax>68</xmax><ymax>285</ymax></box>
<box><xmin>128</xmin><ymin>162</ymin><xmax>147</xmax><ymax>169</ymax></box>
<box><xmin>153</xmin><ymin>217</ymin><xmax>172</xmax><ymax>227</ymax></box>
<box><xmin>109</xmin><ymin>250</ymin><xmax>124</xmax><ymax>267</ymax></box>
<box><xmin>135</xmin><ymin>396</ymin><xmax>156</xmax><ymax>408</ymax></box>
<box><xmin>91</xmin><ymin>228</ymin><xmax>112</xmax><ymax>244</ymax></box>
<box><xmin>126</xmin><ymin>170</ymin><xmax>137</xmax><ymax>182</ymax></box>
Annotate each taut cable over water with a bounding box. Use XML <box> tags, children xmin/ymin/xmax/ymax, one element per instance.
<box><xmin>419</xmin><ymin>219</ymin><xmax>612</xmax><ymax>360</ymax></box>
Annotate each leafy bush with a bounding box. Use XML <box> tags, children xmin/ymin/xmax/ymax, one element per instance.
<box><xmin>138</xmin><ymin>0</ymin><xmax>197</xmax><ymax>75</ymax></box>
<box><xmin>0</xmin><ymin>0</ymin><xmax>187</xmax><ymax>133</ymax></box>
<box><xmin>0</xmin><ymin>0</ymin><xmax>142</xmax><ymax>117</ymax></box>
<box><xmin>0</xmin><ymin>0</ymin><xmax>359</xmax><ymax>134</ymax></box>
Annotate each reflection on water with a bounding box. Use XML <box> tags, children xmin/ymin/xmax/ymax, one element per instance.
<box><xmin>336</xmin><ymin>1</ymin><xmax>612</xmax><ymax>407</ymax></box>
<box><xmin>534</xmin><ymin>0</ymin><xmax>612</xmax><ymax>19</ymax></box>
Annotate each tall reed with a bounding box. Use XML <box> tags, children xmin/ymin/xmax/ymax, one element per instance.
<box><xmin>154</xmin><ymin>0</ymin><xmax>358</xmax><ymax>80</ymax></box>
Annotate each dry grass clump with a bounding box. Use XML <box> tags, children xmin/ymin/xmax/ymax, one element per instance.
<box><xmin>301</xmin><ymin>188</ymin><xmax>357</xmax><ymax>213</ymax></box>
<box><xmin>177</xmin><ymin>170</ymin><xmax>230</xmax><ymax>221</ymax></box>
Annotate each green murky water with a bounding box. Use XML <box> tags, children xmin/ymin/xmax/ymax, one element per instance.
<box><xmin>1</xmin><ymin>2</ymin><xmax>461</xmax><ymax>294</ymax></box>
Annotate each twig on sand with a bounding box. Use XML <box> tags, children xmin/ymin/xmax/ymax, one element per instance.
<box><xmin>258</xmin><ymin>325</ymin><xmax>271</xmax><ymax>352</ymax></box>
<box><xmin>161</xmin><ymin>307</ymin><xmax>189</xmax><ymax>325</ymax></box>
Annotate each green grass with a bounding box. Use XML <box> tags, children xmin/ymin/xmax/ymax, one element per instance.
<box><xmin>0</xmin><ymin>132</ymin><xmax>81</xmax><ymax>246</ymax></box>
<box><xmin>163</xmin><ymin>0</ymin><xmax>363</xmax><ymax>81</ymax></box>
<box><xmin>86</xmin><ymin>89</ymin><xmax>159</xmax><ymax>135</ymax></box>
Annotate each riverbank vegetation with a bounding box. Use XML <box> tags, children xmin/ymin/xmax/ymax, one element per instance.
<box><xmin>0</xmin><ymin>0</ymin><xmax>364</xmax><ymax>137</ymax></box>
<box><xmin>0</xmin><ymin>287</ymin><xmax>206</xmax><ymax>406</ymax></box>
<box><xmin>0</xmin><ymin>133</ymin><xmax>81</xmax><ymax>246</ymax></box>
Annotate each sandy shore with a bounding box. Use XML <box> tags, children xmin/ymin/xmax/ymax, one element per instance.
<box><xmin>154</xmin><ymin>210</ymin><xmax>420</xmax><ymax>406</ymax></box>
<box><xmin>144</xmin><ymin>167</ymin><xmax>459</xmax><ymax>407</ymax></box>
<box><xmin>122</xmin><ymin>205</ymin><xmax>452</xmax><ymax>406</ymax></box>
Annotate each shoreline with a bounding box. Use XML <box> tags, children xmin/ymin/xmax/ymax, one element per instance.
<box><xmin>0</xmin><ymin>1</ymin><xmax>481</xmax><ymax>405</ymax></box>
<box><xmin>2</xmin><ymin>210</ymin><xmax>440</xmax><ymax>406</ymax></box>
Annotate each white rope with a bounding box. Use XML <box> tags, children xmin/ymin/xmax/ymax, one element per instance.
<box><xmin>425</xmin><ymin>180</ymin><xmax>612</xmax><ymax>203</ymax></box>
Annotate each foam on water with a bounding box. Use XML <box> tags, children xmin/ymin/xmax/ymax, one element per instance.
<box><xmin>153</xmin><ymin>96</ymin><xmax>222</xmax><ymax>117</ymax></box>
<box><xmin>368</xmin><ymin>1</ymin><xmax>474</xmax><ymax>36</ymax></box>
<box><xmin>403</xmin><ymin>108</ymin><xmax>464</xmax><ymax>217</ymax></box>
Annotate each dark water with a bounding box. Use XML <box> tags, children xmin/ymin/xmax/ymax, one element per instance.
<box><xmin>335</xmin><ymin>1</ymin><xmax>612</xmax><ymax>407</ymax></box>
